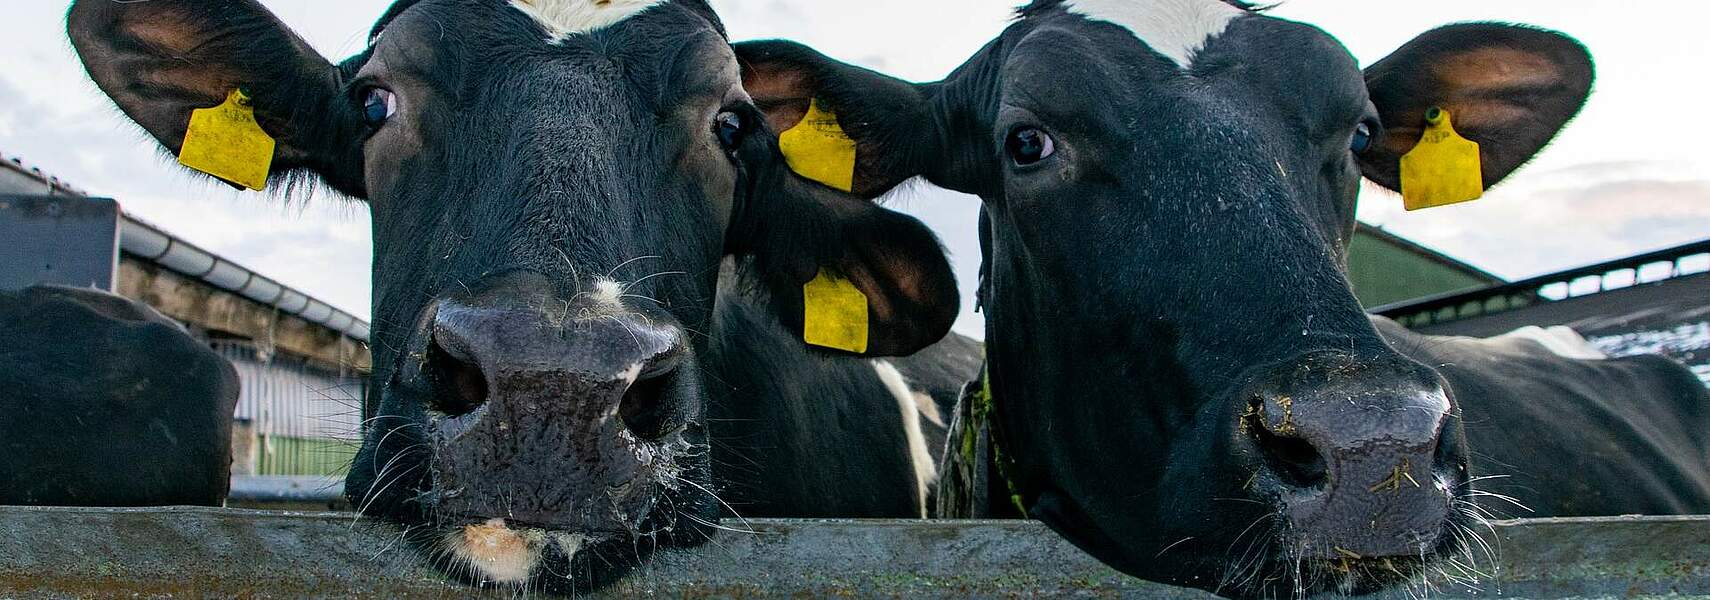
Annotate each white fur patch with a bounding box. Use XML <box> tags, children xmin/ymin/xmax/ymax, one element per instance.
<box><xmin>1060</xmin><ymin>0</ymin><xmax>1245</xmax><ymax>68</ymax></box>
<box><xmin>551</xmin><ymin>532</ymin><xmax>590</xmax><ymax>561</ymax></box>
<box><xmin>915</xmin><ymin>392</ymin><xmax>945</xmax><ymax>428</ymax></box>
<box><xmin>873</xmin><ymin>361</ymin><xmax>938</xmax><ymax>518</ymax></box>
<box><xmin>1492</xmin><ymin>325</ymin><xmax>1610</xmax><ymax>360</ymax></box>
<box><xmin>511</xmin><ymin>0</ymin><xmax>668</xmax><ymax>42</ymax></box>
<box><xmin>591</xmin><ymin>277</ymin><xmax>625</xmax><ymax>309</ymax></box>
<box><xmin>448</xmin><ymin>519</ymin><xmax>544</xmax><ymax>584</ymax></box>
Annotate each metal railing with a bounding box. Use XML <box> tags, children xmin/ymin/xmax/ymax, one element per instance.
<box><xmin>1375</xmin><ymin>239</ymin><xmax>1710</xmax><ymax>329</ymax></box>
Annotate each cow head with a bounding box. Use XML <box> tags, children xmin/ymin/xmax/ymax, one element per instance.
<box><xmin>737</xmin><ymin>2</ymin><xmax>1591</xmax><ymax>596</ymax></box>
<box><xmin>68</xmin><ymin>0</ymin><xmax>957</xmax><ymax>592</ymax></box>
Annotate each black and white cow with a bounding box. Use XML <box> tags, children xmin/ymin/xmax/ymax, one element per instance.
<box><xmin>68</xmin><ymin>0</ymin><xmax>974</xmax><ymax>593</ymax></box>
<box><xmin>1</xmin><ymin>285</ymin><xmax>239</xmax><ymax>507</ymax></box>
<box><xmin>735</xmin><ymin>1</ymin><xmax>1710</xmax><ymax>597</ymax></box>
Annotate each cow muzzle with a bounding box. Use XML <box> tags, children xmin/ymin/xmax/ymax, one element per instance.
<box><xmin>422</xmin><ymin>290</ymin><xmax>698</xmax><ymax>535</ymax></box>
<box><xmin>1238</xmin><ymin>352</ymin><xmax>1459</xmax><ymax>560</ymax></box>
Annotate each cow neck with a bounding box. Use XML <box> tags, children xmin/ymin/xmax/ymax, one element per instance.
<box><xmin>972</xmin><ymin>364</ymin><xmax>1029</xmax><ymax>517</ymax></box>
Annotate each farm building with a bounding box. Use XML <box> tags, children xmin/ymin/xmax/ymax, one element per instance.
<box><xmin>1</xmin><ymin>153</ymin><xmax>368</xmax><ymax>478</ymax></box>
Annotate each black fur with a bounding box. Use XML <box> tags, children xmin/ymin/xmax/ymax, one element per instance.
<box><xmin>69</xmin><ymin>0</ymin><xmax>974</xmax><ymax>593</ymax></box>
<box><xmin>738</xmin><ymin>7</ymin><xmax>1704</xmax><ymax>600</ymax></box>
<box><xmin>0</xmin><ymin>286</ymin><xmax>239</xmax><ymax>507</ymax></box>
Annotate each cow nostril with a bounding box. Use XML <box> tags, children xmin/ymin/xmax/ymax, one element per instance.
<box><xmin>1246</xmin><ymin>405</ymin><xmax>1329</xmax><ymax>489</ymax></box>
<box><xmin>427</xmin><ymin>340</ymin><xmax>488</xmax><ymax>417</ymax></box>
<box><xmin>619</xmin><ymin>364</ymin><xmax>681</xmax><ymax>442</ymax></box>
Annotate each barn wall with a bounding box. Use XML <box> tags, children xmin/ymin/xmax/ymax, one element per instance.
<box><xmin>215</xmin><ymin>341</ymin><xmax>364</xmax><ymax>477</ymax></box>
<box><xmin>118</xmin><ymin>258</ymin><xmax>370</xmax><ymax>372</ymax></box>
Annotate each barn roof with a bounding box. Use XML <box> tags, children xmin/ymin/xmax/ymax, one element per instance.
<box><xmin>1357</xmin><ymin>225</ymin><xmax>1504</xmax><ymax>285</ymax></box>
<box><xmin>0</xmin><ymin>152</ymin><xmax>369</xmax><ymax>344</ymax></box>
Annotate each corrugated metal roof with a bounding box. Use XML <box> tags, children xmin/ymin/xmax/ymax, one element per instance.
<box><xmin>0</xmin><ymin>151</ymin><xmax>369</xmax><ymax>342</ymax></box>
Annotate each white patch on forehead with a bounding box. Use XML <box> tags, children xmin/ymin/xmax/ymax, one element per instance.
<box><xmin>1060</xmin><ymin>0</ymin><xmax>1245</xmax><ymax>68</ymax></box>
<box><xmin>511</xmin><ymin>0</ymin><xmax>668</xmax><ymax>42</ymax></box>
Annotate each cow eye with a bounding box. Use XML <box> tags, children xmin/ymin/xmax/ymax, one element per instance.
<box><xmin>1350</xmin><ymin>121</ymin><xmax>1374</xmax><ymax>154</ymax></box>
<box><xmin>715</xmin><ymin>111</ymin><xmax>748</xmax><ymax>151</ymax></box>
<box><xmin>1006</xmin><ymin>127</ymin><xmax>1056</xmax><ymax>166</ymax></box>
<box><xmin>362</xmin><ymin>88</ymin><xmax>397</xmax><ymax>127</ymax></box>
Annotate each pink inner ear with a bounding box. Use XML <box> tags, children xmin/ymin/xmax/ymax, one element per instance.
<box><xmin>124</xmin><ymin>11</ymin><xmax>207</xmax><ymax>55</ymax></box>
<box><xmin>843</xmin><ymin>263</ymin><xmax>895</xmax><ymax>325</ymax></box>
<box><xmin>743</xmin><ymin>62</ymin><xmax>815</xmax><ymax>133</ymax></box>
<box><xmin>1430</xmin><ymin>47</ymin><xmax>1562</xmax><ymax>92</ymax></box>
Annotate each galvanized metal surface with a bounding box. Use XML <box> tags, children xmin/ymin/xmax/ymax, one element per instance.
<box><xmin>226</xmin><ymin>476</ymin><xmax>349</xmax><ymax>511</ymax></box>
<box><xmin>0</xmin><ymin>508</ymin><xmax>1705</xmax><ymax>599</ymax></box>
<box><xmin>0</xmin><ymin>195</ymin><xmax>119</xmax><ymax>292</ymax></box>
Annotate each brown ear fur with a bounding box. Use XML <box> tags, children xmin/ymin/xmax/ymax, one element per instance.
<box><xmin>736</xmin><ymin>39</ymin><xmax>938</xmax><ymax>199</ymax></box>
<box><xmin>1359</xmin><ymin>23</ymin><xmax>1594</xmax><ymax>192</ymax></box>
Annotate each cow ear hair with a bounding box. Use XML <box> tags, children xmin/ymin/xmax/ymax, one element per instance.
<box><xmin>1359</xmin><ymin>23</ymin><xmax>1594</xmax><ymax>192</ymax></box>
<box><xmin>735</xmin><ymin>39</ymin><xmax>939</xmax><ymax>199</ymax></box>
<box><xmin>68</xmin><ymin>0</ymin><xmax>367</xmax><ymax>197</ymax></box>
<box><xmin>728</xmin><ymin>138</ymin><xmax>960</xmax><ymax>357</ymax></box>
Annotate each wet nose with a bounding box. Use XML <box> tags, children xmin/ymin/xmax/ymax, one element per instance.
<box><xmin>424</xmin><ymin>294</ymin><xmax>694</xmax><ymax>531</ymax></box>
<box><xmin>427</xmin><ymin>298</ymin><xmax>686</xmax><ymax>435</ymax></box>
<box><xmin>1242</xmin><ymin>354</ymin><xmax>1454</xmax><ymax>559</ymax></box>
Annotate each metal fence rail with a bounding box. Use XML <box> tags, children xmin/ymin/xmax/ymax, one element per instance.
<box><xmin>1</xmin><ymin>508</ymin><xmax>1706</xmax><ymax>599</ymax></box>
<box><xmin>1375</xmin><ymin>239</ymin><xmax>1710</xmax><ymax>388</ymax></box>
<box><xmin>1375</xmin><ymin>239</ymin><xmax>1710</xmax><ymax>328</ymax></box>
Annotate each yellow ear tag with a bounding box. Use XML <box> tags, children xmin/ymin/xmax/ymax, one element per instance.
<box><xmin>802</xmin><ymin>268</ymin><xmax>869</xmax><ymax>353</ymax></box>
<box><xmin>779</xmin><ymin>98</ymin><xmax>857</xmax><ymax>192</ymax></box>
<box><xmin>1399</xmin><ymin>106</ymin><xmax>1483</xmax><ymax>211</ymax></box>
<box><xmin>178</xmin><ymin>89</ymin><xmax>276</xmax><ymax>191</ymax></box>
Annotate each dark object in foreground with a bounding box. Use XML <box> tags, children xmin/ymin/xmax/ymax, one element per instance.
<box><xmin>1</xmin><ymin>507</ymin><xmax>1707</xmax><ymax>599</ymax></box>
<box><xmin>0</xmin><ymin>285</ymin><xmax>238</xmax><ymax>507</ymax></box>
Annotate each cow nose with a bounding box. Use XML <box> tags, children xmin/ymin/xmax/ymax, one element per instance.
<box><xmin>426</xmin><ymin>301</ymin><xmax>687</xmax><ymax>439</ymax></box>
<box><xmin>424</xmin><ymin>295</ymin><xmax>696</xmax><ymax>531</ymax></box>
<box><xmin>1241</xmin><ymin>354</ymin><xmax>1454</xmax><ymax>559</ymax></box>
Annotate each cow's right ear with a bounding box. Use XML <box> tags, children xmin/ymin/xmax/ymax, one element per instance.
<box><xmin>67</xmin><ymin>0</ymin><xmax>367</xmax><ymax>197</ymax></box>
<box><xmin>735</xmin><ymin>40</ymin><xmax>942</xmax><ymax>199</ymax></box>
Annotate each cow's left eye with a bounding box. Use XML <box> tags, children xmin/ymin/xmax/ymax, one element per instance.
<box><xmin>1350</xmin><ymin>121</ymin><xmax>1374</xmax><ymax>154</ymax></box>
<box><xmin>362</xmin><ymin>88</ymin><xmax>397</xmax><ymax>127</ymax></box>
<box><xmin>1007</xmin><ymin>127</ymin><xmax>1056</xmax><ymax>166</ymax></box>
<box><xmin>715</xmin><ymin>111</ymin><xmax>748</xmax><ymax>151</ymax></box>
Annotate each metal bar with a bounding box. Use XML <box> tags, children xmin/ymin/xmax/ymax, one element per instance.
<box><xmin>1</xmin><ymin>508</ymin><xmax>1705</xmax><ymax>599</ymax></box>
<box><xmin>1375</xmin><ymin>238</ymin><xmax>1710</xmax><ymax>326</ymax></box>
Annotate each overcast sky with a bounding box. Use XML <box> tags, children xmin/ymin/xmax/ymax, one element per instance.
<box><xmin>3</xmin><ymin>1</ymin><xmax>1706</xmax><ymax>338</ymax></box>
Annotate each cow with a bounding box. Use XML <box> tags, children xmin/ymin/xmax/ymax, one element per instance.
<box><xmin>68</xmin><ymin>0</ymin><xmax>976</xmax><ymax>593</ymax></box>
<box><xmin>1</xmin><ymin>285</ymin><xmax>239</xmax><ymax>507</ymax></box>
<box><xmin>733</xmin><ymin>1</ymin><xmax>1710</xmax><ymax>597</ymax></box>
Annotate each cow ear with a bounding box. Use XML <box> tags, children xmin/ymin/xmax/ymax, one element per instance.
<box><xmin>67</xmin><ymin>0</ymin><xmax>367</xmax><ymax>197</ymax></box>
<box><xmin>1358</xmin><ymin>23</ymin><xmax>1594</xmax><ymax>192</ymax></box>
<box><xmin>728</xmin><ymin>138</ymin><xmax>960</xmax><ymax>357</ymax></box>
<box><xmin>735</xmin><ymin>40</ymin><xmax>940</xmax><ymax>199</ymax></box>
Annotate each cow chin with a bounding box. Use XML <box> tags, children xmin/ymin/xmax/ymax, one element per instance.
<box><xmin>1222</xmin><ymin>505</ymin><xmax>1479</xmax><ymax>600</ymax></box>
<box><xmin>422</xmin><ymin>474</ymin><xmax>716</xmax><ymax>595</ymax></box>
<box><xmin>1034</xmin><ymin>477</ymin><xmax>1480</xmax><ymax>600</ymax></box>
